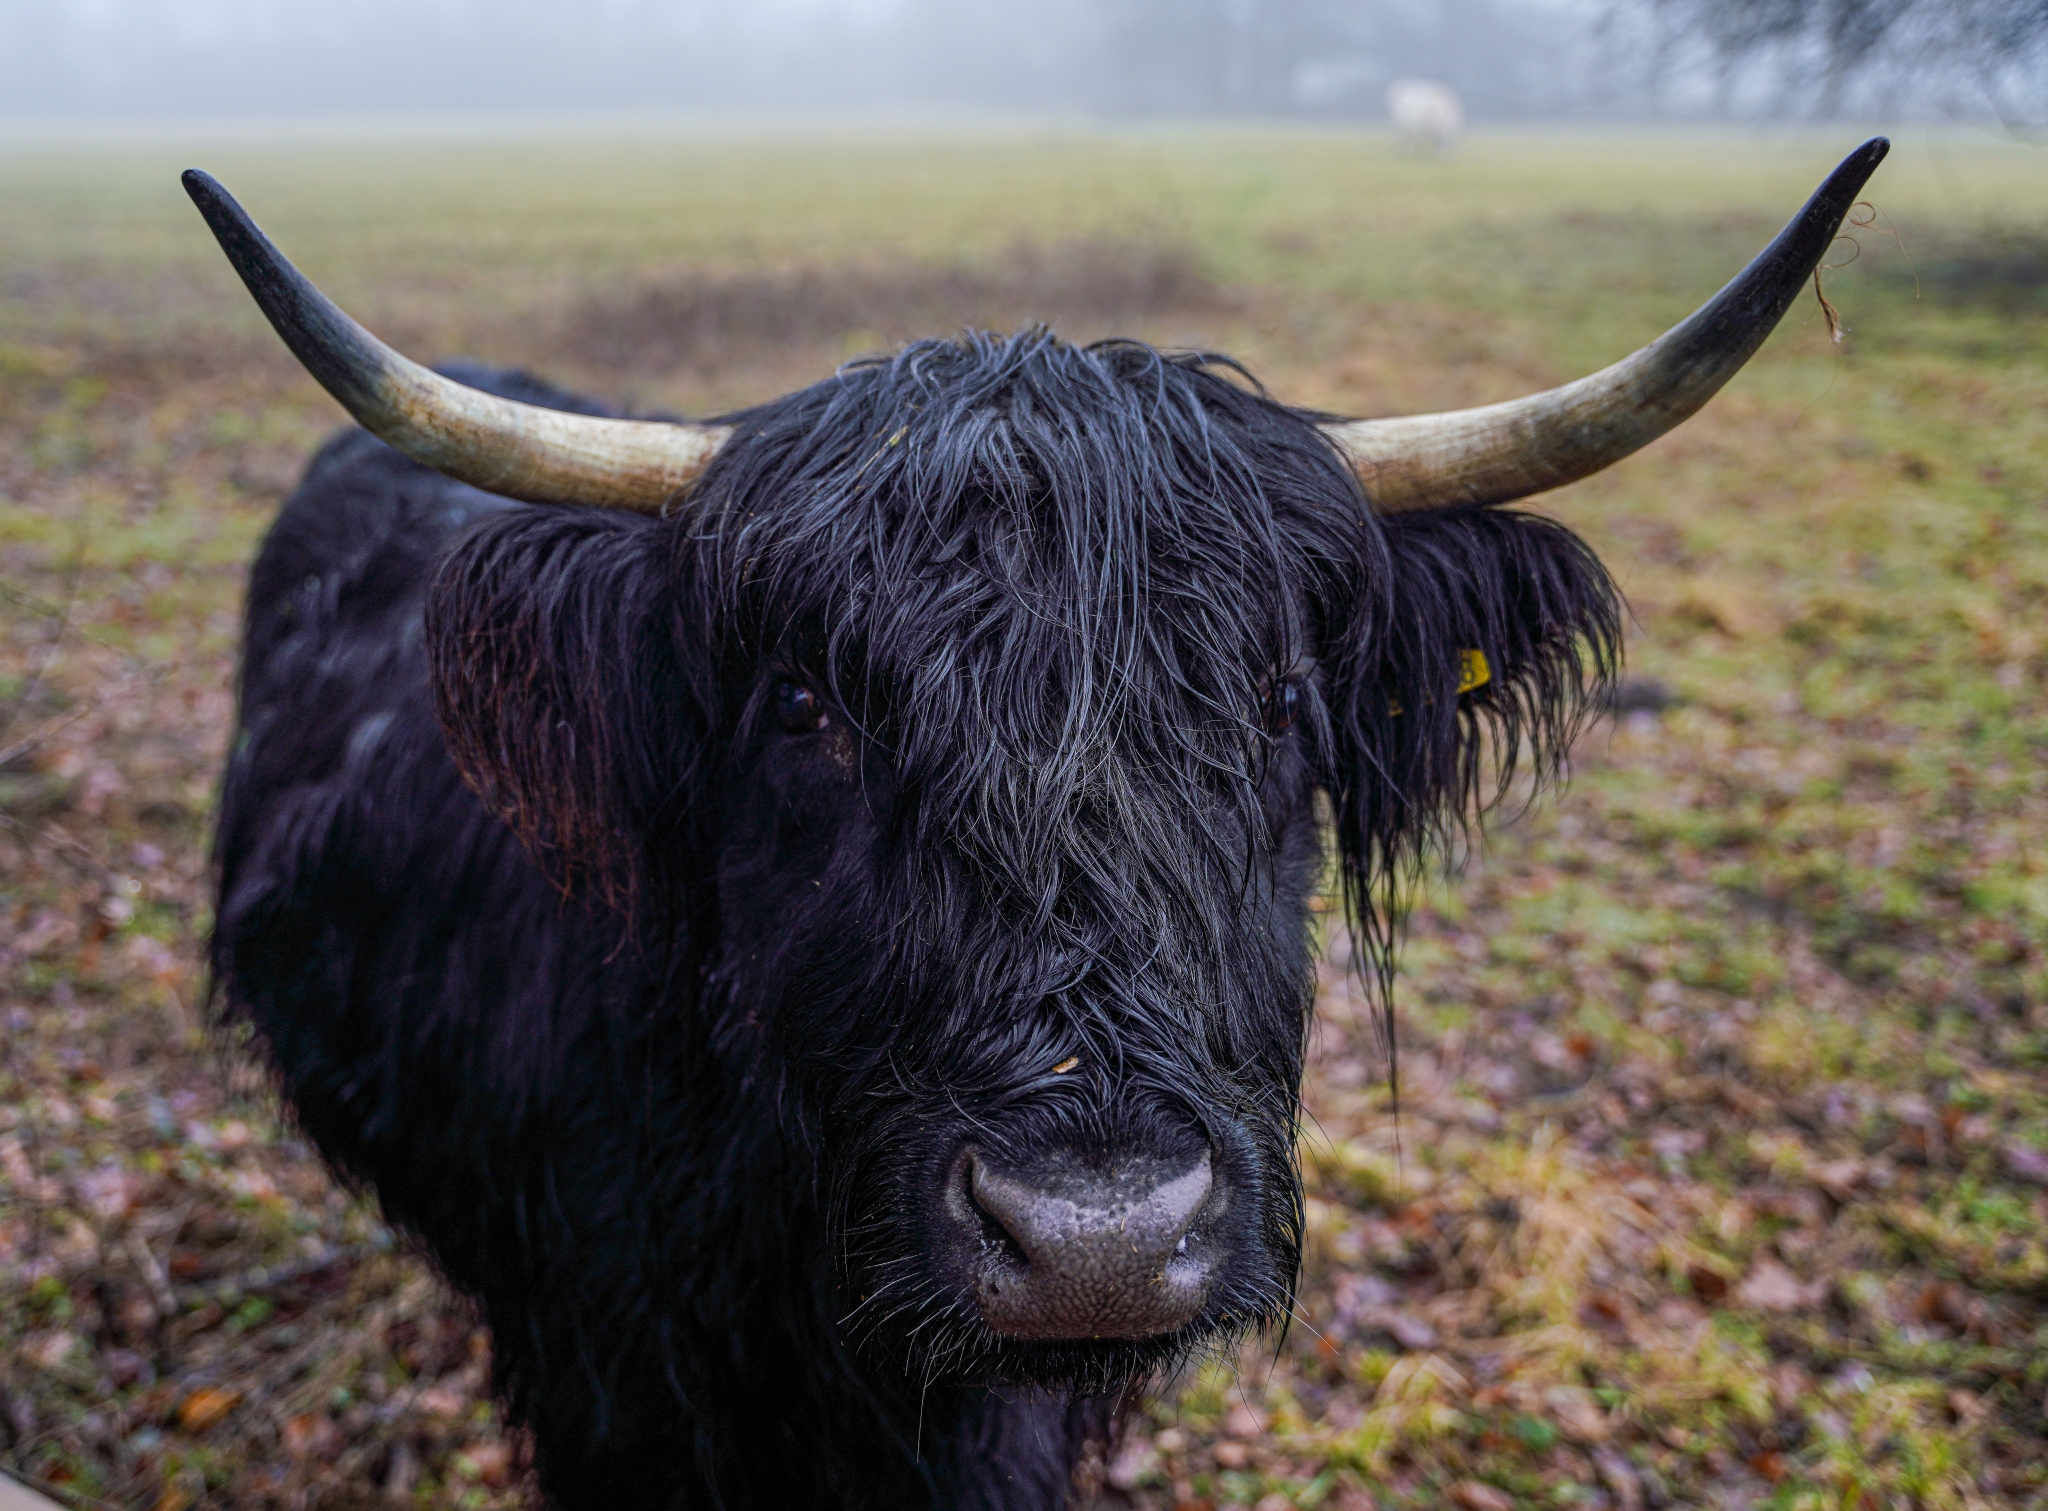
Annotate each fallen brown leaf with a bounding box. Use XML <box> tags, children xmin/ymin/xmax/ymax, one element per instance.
<box><xmin>416</xmin><ymin>1384</ymin><xmax>470</xmax><ymax>1419</ymax></box>
<box><xmin>1451</xmin><ymin>1480</ymin><xmax>1515</xmax><ymax>1511</ymax></box>
<box><xmin>1809</xmin><ymin>1158</ymin><xmax>1865</xmax><ymax>1200</ymax></box>
<box><xmin>2001</xmin><ymin>1141</ymin><xmax>2048</xmax><ymax>1185</ymax></box>
<box><xmin>1222</xmin><ymin>1400</ymin><xmax>1267</xmax><ymax>1438</ymax></box>
<box><xmin>280</xmin><ymin>1413</ymin><xmax>341</xmax><ymax>1460</ymax></box>
<box><xmin>1593</xmin><ymin>1445</ymin><xmax>1645</xmax><ymax>1511</ymax></box>
<box><xmin>175</xmin><ymin>1386</ymin><xmax>242</xmax><ymax>1434</ymax></box>
<box><xmin>457</xmin><ymin>1438</ymin><xmax>516</xmax><ymax>1489</ymax></box>
<box><xmin>1686</xmin><ymin>1264</ymin><xmax>1730</xmax><ymax>1304</ymax></box>
<box><xmin>1734</xmin><ymin>1259</ymin><xmax>1828</xmax><ymax>1313</ymax></box>
<box><xmin>1544</xmin><ymin>1384</ymin><xmax>1612</xmax><ymax>1443</ymax></box>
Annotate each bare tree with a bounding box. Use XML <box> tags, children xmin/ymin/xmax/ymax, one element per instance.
<box><xmin>1639</xmin><ymin>0</ymin><xmax>2048</xmax><ymax>125</ymax></box>
<box><xmin>1090</xmin><ymin>0</ymin><xmax>1600</xmax><ymax>117</ymax></box>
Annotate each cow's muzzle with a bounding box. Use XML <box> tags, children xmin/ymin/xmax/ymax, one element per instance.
<box><xmin>943</xmin><ymin>1144</ymin><xmax>1220</xmax><ymax>1340</ymax></box>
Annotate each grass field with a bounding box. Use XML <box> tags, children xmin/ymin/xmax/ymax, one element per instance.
<box><xmin>2</xmin><ymin>122</ymin><xmax>2045</xmax><ymax>1511</ymax></box>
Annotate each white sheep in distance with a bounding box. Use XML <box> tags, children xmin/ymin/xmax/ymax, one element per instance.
<box><xmin>1387</xmin><ymin>77</ymin><xmax>1464</xmax><ymax>157</ymax></box>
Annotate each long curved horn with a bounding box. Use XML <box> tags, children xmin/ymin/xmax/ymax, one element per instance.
<box><xmin>1328</xmin><ymin>137</ymin><xmax>1889</xmax><ymax>514</ymax></box>
<box><xmin>183</xmin><ymin>170</ymin><xmax>728</xmax><ymax>513</ymax></box>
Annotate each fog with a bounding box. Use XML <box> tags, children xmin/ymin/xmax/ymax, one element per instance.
<box><xmin>1</xmin><ymin>0</ymin><xmax>1598</xmax><ymax>120</ymax></box>
<box><xmin>0</xmin><ymin>0</ymin><xmax>2031</xmax><ymax>124</ymax></box>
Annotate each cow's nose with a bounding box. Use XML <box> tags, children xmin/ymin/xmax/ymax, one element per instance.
<box><xmin>948</xmin><ymin>1147</ymin><xmax>1216</xmax><ymax>1340</ymax></box>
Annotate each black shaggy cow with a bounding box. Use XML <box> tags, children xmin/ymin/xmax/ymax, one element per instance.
<box><xmin>195</xmin><ymin>141</ymin><xmax>1885</xmax><ymax>1510</ymax></box>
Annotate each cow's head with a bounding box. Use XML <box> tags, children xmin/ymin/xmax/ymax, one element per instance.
<box><xmin>186</xmin><ymin>139</ymin><xmax>1885</xmax><ymax>1393</ymax></box>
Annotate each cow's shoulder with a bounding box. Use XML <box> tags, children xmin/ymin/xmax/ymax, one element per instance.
<box><xmin>249</xmin><ymin>363</ymin><xmax>614</xmax><ymax>647</ymax></box>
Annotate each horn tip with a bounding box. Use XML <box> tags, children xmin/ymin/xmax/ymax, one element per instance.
<box><xmin>181</xmin><ymin>169</ymin><xmax>242</xmax><ymax>233</ymax></box>
<box><xmin>1813</xmin><ymin>137</ymin><xmax>1890</xmax><ymax>216</ymax></box>
<box><xmin>1835</xmin><ymin>137</ymin><xmax>1890</xmax><ymax>189</ymax></box>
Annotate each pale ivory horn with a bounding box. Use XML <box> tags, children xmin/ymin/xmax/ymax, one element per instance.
<box><xmin>1324</xmin><ymin>137</ymin><xmax>1889</xmax><ymax>512</ymax></box>
<box><xmin>183</xmin><ymin>169</ymin><xmax>730</xmax><ymax>514</ymax></box>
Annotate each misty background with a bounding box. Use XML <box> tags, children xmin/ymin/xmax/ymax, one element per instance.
<box><xmin>0</xmin><ymin>0</ymin><xmax>2041</xmax><ymax>127</ymax></box>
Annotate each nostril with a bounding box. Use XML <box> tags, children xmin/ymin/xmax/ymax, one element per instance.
<box><xmin>964</xmin><ymin>1156</ymin><xmax>1042</xmax><ymax>1263</ymax></box>
<box><xmin>960</xmin><ymin>1163</ymin><xmax>1030</xmax><ymax>1267</ymax></box>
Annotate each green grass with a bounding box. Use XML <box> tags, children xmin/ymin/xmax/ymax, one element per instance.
<box><xmin>1</xmin><ymin>124</ymin><xmax>2043</xmax><ymax>1510</ymax></box>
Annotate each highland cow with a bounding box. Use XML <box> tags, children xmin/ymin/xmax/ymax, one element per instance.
<box><xmin>195</xmin><ymin>140</ymin><xmax>1886</xmax><ymax>1510</ymax></box>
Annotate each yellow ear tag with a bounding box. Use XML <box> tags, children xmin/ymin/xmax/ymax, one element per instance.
<box><xmin>1388</xmin><ymin>649</ymin><xmax>1490</xmax><ymax>716</ymax></box>
<box><xmin>1457</xmin><ymin>648</ymin><xmax>1491</xmax><ymax>694</ymax></box>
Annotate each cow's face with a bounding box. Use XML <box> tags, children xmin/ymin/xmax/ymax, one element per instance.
<box><xmin>426</xmin><ymin>331</ymin><xmax>1622</xmax><ymax>1395</ymax></box>
<box><xmin>678</xmin><ymin>336</ymin><xmax>1339</xmax><ymax>1390</ymax></box>
<box><xmin>670</xmin><ymin>373</ymin><xmax>1337</xmax><ymax>1397</ymax></box>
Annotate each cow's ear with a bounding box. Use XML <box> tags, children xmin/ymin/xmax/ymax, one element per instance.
<box><xmin>425</xmin><ymin>506</ymin><xmax>705</xmax><ymax>913</ymax></box>
<box><xmin>1320</xmin><ymin>507</ymin><xmax>1621</xmax><ymax>945</ymax></box>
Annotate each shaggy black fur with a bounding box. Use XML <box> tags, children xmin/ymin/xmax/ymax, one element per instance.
<box><xmin>211</xmin><ymin>334</ymin><xmax>1620</xmax><ymax>1510</ymax></box>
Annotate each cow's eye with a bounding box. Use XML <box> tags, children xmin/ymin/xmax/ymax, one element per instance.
<box><xmin>1262</xmin><ymin>677</ymin><xmax>1301</xmax><ymax>736</ymax></box>
<box><xmin>773</xmin><ymin>679</ymin><xmax>829</xmax><ymax>734</ymax></box>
